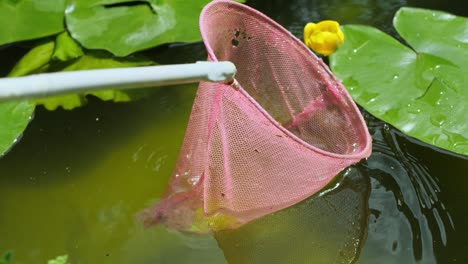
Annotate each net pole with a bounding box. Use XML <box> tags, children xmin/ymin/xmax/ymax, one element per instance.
<box><xmin>0</xmin><ymin>61</ymin><xmax>236</xmax><ymax>102</ymax></box>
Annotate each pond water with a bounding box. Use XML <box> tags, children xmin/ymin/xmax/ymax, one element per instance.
<box><xmin>0</xmin><ymin>0</ymin><xmax>467</xmax><ymax>263</ymax></box>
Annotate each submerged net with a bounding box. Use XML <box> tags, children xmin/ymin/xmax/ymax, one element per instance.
<box><xmin>140</xmin><ymin>0</ymin><xmax>372</xmax><ymax>232</ymax></box>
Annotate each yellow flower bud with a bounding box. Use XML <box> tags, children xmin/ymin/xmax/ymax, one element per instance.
<box><xmin>303</xmin><ymin>20</ymin><xmax>345</xmax><ymax>56</ymax></box>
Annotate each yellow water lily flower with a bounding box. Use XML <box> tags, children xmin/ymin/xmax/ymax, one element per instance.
<box><xmin>304</xmin><ymin>20</ymin><xmax>344</xmax><ymax>56</ymax></box>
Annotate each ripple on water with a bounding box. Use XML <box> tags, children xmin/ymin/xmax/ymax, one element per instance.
<box><xmin>358</xmin><ymin>114</ymin><xmax>456</xmax><ymax>264</ymax></box>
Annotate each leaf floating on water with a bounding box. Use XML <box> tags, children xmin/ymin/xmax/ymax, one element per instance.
<box><xmin>0</xmin><ymin>101</ymin><xmax>35</xmax><ymax>157</ymax></box>
<box><xmin>8</xmin><ymin>40</ymin><xmax>55</xmax><ymax>77</ymax></box>
<box><xmin>65</xmin><ymin>0</ymin><xmax>246</xmax><ymax>56</ymax></box>
<box><xmin>394</xmin><ymin>7</ymin><xmax>468</xmax><ymax>69</ymax></box>
<box><xmin>330</xmin><ymin>8</ymin><xmax>468</xmax><ymax>155</ymax></box>
<box><xmin>0</xmin><ymin>0</ymin><xmax>66</xmax><ymax>45</ymax></box>
<box><xmin>52</xmin><ymin>31</ymin><xmax>84</xmax><ymax>61</ymax></box>
<box><xmin>0</xmin><ymin>41</ymin><xmax>53</xmax><ymax>156</ymax></box>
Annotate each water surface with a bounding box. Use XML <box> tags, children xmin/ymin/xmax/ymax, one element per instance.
<box><xmin>1</xmin><ymin>0</ymin><xmax>467</xmax><ymax>263</ymax></box>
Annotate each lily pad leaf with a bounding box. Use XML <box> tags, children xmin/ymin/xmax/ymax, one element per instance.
<box><xmin>330</xmin><ymin>8</ymin><xmax>468</xmax><ymax>155</ymax></box>
<box><xmin>65</xmin><ymin>0</ymin><xmax>245</xmax><ymax>56</ymax></box>
<box><xmin>0</xmin><ymin>0</ymin><xmax>66</xmax><ymax>45</ymax></box>
<box><xmin>0</xmin><ymin>100</ymin><xmax>35</xmax><ymax>157</ymax></box>
<box><xmin>1</xmin><ymin>41</ymin><xmax>51</xmax><ymax>156</ymax></box>
<box><xmin>394</xmin><ymin>7</ymin><xmax>468</xmax><ymax>69</ymax></box>
<box><xmin>8</xmin><ymin>40</ymin><xmax>56</xmax><ymax>77</ymax></box>
<box><xmin>52</xmin><ymin>31</ymin><xmax>84</xmax><ymax>61</ymax></box>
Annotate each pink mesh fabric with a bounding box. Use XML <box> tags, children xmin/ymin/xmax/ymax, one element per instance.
<box><xmin>140</xmin><ymin>0</ymin><xmax>372</xmax><ymax>232</ymax></box>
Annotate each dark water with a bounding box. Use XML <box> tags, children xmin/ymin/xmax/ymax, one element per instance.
<box><xmin>0</xmin><ymin>0</ymin><xmax>467</xmax><ymax>263</ymax></box>
<box><xmin>359</xmin><ymin>113</ymin><xmax>467</xmax><ymax>263</ymax></box>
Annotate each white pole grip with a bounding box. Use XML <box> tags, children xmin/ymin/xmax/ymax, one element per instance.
<box><xmin>0</xmin><ymin>61</ymin><xmax>236</xmax><ymax>102</ymax></box>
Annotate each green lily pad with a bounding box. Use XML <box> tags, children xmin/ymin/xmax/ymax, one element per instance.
<box><xmin>8</xmin><ymin>40</ymin><xmax>56</xmax><ymax>77</ymax></box>
<box><xmin>52</xmin><ymin>31</ymin><xmax>84</xmax><ymax>61</ymax></box>
<box><xmin>0</xmin><ymin>100</ymin><xmax>35</xmax><ymax>157</ymax></box>
<box><xmin>394</xmin><ymin>7</ymin><xmax>468</xmax><ymax>69</ymax></box>
<box><xmin>0</xmin><ymin>0</ymin><xmax>66</xmax><ymax>45</ymax></box>
<box><xmin>1</xmin><ymin>41</ymin><xmax>54</xmax><ymax>157</ymax></box>
<box><xmin>330</xmin><ymin>8</ymin><xmax>468</xmax><ymax>155</ymax></box>
<box><xmin>65</xmin><ymin>0</ymin><xmax>245</xmax><ymax>56</ymax></box>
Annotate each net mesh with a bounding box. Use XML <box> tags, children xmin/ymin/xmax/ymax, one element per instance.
<box><xmin>139</xmin><ymin>0</ymin><xmax>372</xmax><ymax>232</ymax></box>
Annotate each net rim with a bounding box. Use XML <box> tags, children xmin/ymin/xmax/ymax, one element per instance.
<box><xmin>199</xmin><ymin>0</ymin><xmax>372</xmax><ymax>161</ymax></box>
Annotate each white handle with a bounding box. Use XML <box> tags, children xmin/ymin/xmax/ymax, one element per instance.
<box><xmin>0</xmin><ymin>61</ymin><xmax>236</xmax><ymax>102</ymax></box>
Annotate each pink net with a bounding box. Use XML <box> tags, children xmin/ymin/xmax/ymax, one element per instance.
<box><xmin>140</xmin><ymin>0</ymin><xmax>372</xmax><ymax>232</ymax></box>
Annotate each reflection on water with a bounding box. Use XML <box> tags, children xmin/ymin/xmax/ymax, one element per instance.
<box><xmin>359</xmin><ymin>113</ymin><xmax>467</xmax><ymax>263</ymax></box>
